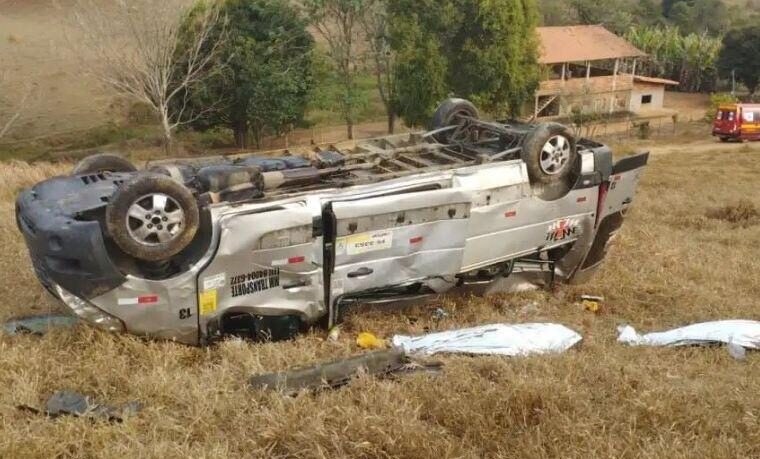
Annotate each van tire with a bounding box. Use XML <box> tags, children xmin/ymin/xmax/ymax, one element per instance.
<box><xmin>521</xmin><ymin>123</ymin><xmax>579</xmax><ymax>200</ymax></box>
<box><xmin>106</xmin><ymin>174</ymin><xmax>199</xmax><ymax>262</ymax></box>
<box><xmin>72</xmin><ymin>153</ymin><xmax>137</xmax><ymax>175</ymax></box>
<box><xmin>431</xmin><ymin>98</ymin><xmax>480</xmax><ymax>144</ymax></box>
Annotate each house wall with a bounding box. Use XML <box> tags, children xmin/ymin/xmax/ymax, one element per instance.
<box><xmin>559</xmin><ymin>90</ymin><xmax>631</xmax><ymax>117</ymax></box>
<box><xmin>531</xmin><ymin>74</ymin><xmax>636</xmax><ymax>120</ymax></box>
<box><xmin>630</xmin><ymin>83</ymin><xmax>665</xmax><ymax>113</ymax></box>
<box><xmin>537</xmin><ymin>75</ymin><xmax>633</xmax><ymax>97</ymax></box>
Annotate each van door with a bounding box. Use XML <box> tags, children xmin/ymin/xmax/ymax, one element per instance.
<box><xmin>326</xmin><ymin>187</ymin><xmax>471</xmax><ymax>315</ymax></box>
<box><xmin>714</xmin><ymin>106</ymin><xmax>737</xmax><ymax>136</ymax></box>
<box><xmin>197</xmin><ymin>201</ymin><xmax>324</xmax><ymax>338</ymax></box>
<box><xmin>600</xmin><ymin>153</ymin><xmax>649</xmax><ymax>221</ymax></box>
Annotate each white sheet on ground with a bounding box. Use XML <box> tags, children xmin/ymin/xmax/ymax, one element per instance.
<box><xmin>391</xmin><ymin>323</ymin><xmax>582</xmax><ymax>356</ymax></box>
<box><xmin>617</xmin><ymin>320</ymin><xmax>760</xmax><ymax>349</ymax></box>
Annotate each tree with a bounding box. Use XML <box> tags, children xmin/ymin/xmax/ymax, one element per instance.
<box><xmin>446</xmin><ymin>0</ymin><xmax>541</xmax><ymax>116</ymax></box>
<box><xmin>389</xmin><ymin>15</ymin><xmax>450</xmax><ymax>127</ymax></box>
<box><xmin>536</xmin><ymin>0</ymin><xmax>579</xmax><ymax>26</ymax></box>
<box><xmin>718</xmin><ymin>26</ymin><xmax>760</xmax><ymax>97</ymax></box>
<box><xmin>183</xmin><ymin>0</ymin><xmax>315</xmax><ymax>148</ymax></box>
<box><xmin>360</xmin><ymin>0</ymin><xmax>398</xmax><ymax>133</ymax></box>
<box><xmin>667</xmin><ymin>0</ymin><xmax>729</xmax><ymax>34</ymax></box>
<box><xmin>632</xmin><ymin>0</ymin><xmax>667</xmax><ymax>28</ymax></box>
<box><xmin>567</xmin><ymin>0</ymin><xmax>634</xmax><ymax>34</ymax></box>
<box><xmin>627</xmin><ymin>26</ymin><xmax>722</xmax><ymax>92</ymax></box>
<box><xmin>303</xmin><ymin>0</ymin><xmax>368</xmax><ymax>140</ymax></box>
<box><xmin>388</xmin><ymin>0</ymin><xmax>540</xmax><ymax>126</ymax></box>
<box><xmin>73</xmin><ymin>0</ymin><xmax>226</xmax><ymax>153</ymax></box>
<box><xmin>663</xmin><ymin>0</ymin><xmax>686</xmax><ymax>17</ymax></box>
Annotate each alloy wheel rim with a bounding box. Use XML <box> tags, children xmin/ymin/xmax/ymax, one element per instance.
<box><xmin>539</xmin><ymin>135</ymin><xmax>571</xmax><ymax>175</ymax></box>
<box><xmin>126</xmin><ymin>193</ymin><xmax>185</xmax><ymax>246</ymax></box>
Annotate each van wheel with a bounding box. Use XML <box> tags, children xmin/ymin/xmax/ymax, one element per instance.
<box><xmin>106</xmin><ymin>174</ymin><xmax>199</xmax><ymax>262</ymax></box>
<box><xmin>431</xmin><ymin>98</ymin><xmax>480</xmax><ymax>144</ymax></box>
<box><xmin>719</xmin><ymin>136</ymin><xmax>729</xmax><ymax>142</ymax></box>
<box><xmin>521</xmin><ymin>123</ymin><xmax>579</xmax><ymax>200</ymax></box>
<box><xmin>72</xmin><ymin>153</ymin><xmax>137</xmax><ymax>175</ymax></box>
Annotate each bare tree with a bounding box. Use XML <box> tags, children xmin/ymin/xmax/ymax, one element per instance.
<box><xmin>359</xmin><ymin>0</ymin><xmax>397</xmax><ymax>134</ymax></box>
<box><xmin>72</xmin><ymin>0</ymin><xmax>226</xmax><ymax>153</ymax></box>
<box><xmin>303</xmin><ymin>0</ymin><xmax>367</xmax><ymax>140</ymax></box>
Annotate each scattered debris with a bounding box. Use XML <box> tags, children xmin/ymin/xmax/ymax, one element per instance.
<box><xmin>484</xmin><ymin>271</ymin><xmax>543</xmax><ymax>294</ymax></box>
<box><xmin>580</xmin><ymin>295</ymin><xmax>604</xmax><ymax>302</ymax></box>
<box><xmin>249</xmin><ymin>350</ymin><xmax>442</xmax><ymax>395</ymax></box>
<box><xmin>618</xmin><ymin>320</ymin><xmax>760</xmax><ymax>350</ymax></box>
<box><xmin>707</xmin><ymin>200</ymin><xmax>758</xmax><ymax>225</ymax></box>
<box><xmin>3</xmin><ymin>314</ymin><xmax>79</xmax><ymax>336</ymax></box>
<box><xmin>356</xmin><ymin>332</ymin><xmax>386</xmax><ymax>350</ymax></box>
<box><xmin>432</xmin><ymin>307</ymin><xmax>449</xmax><ymax>321</ymax></box>
<box><xmin>519</xmin><ymin>301</ymin><xmax>540</xmax><ymax>315</ymax></box>
<box><xmin>579</xmin><ymin>295</ymin><xmax>603</xmax><ymax>313</ymax></box>
<box><xmin>392</xmin><ymin>323</ymin><xmax>583</xmax><ymax>357</ymax></box>
<box><xmin>582</xmin><ymin>300</ymin><xmax>601</xmax><ymax>313</ymax></box>
<box><xmin>18</xmin><ymin>391</ymin><xmax>142</xmax><ymax>422</ymax></box>
<box><xmin>728</xmin><ymin>342</ymin><xmax>747</xmax><ymax>361</ymax></box>
<box><xmin>327</xmin><ymin>325</ymin><xmax>341</xmax><ymax>342</ymax></box>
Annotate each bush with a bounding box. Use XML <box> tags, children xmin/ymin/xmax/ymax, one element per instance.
<box><xmin>705</xmin><ymin>92</ymin><xmax>738</xmax><ymax>122</ymax></box>
<box><xmin>707</xmin><ymin>200</ymin><xmax>759</xmax><ymax>225</ymax></box>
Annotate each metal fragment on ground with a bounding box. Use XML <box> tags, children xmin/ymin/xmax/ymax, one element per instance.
<box><xmin>3</xmin><ymin>314</ymin><xmax>79</xmax><ymax>335</ymax></box>
<box><xmin>617</xmin><ymin>320</ymin><xmax>760</xmax><ymax>349</ymax></box>
<box><xmin>249</xmin><ymin>350</ymin><xmax>442</xmax><ymax>395</ymax></box>
<box><xmin>432</xmin><ymin>307</ymin><xmax>449</xmax><ymax>321</ymax></box>
<box><xmin>19</xmin><ymin>391</ymin><xmax>142</xmax><ymax>422</ymax></box>
<box><xmin>580</xmin><ymin>295</ymin><xmax>604</xmax><ymax>302</ymax></box>
<box><xmin>327</xmin><ymin>325</ymin><xmax>341</xmax><ymax>342</ymax></box>
<box><xmin>391</xmin><ymin>323</ymin><xmax>583</xmax><ymax>357</ymax></box>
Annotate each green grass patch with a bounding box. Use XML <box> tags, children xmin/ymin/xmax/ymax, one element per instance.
<box><xmin>0</xmin><ymin>70</ymin><xmax>387</xmax><ymax>161</ymax></box>
<box><xmin>305</xmin><ymin>72</ymin><xmax>385</xmax><ymax>127</ymax></box>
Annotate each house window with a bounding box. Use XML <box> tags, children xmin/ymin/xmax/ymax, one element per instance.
<box><xmin>641</xmin><ymin>94</ymin><xmax>653</xmax><ymax>104</ymax></box>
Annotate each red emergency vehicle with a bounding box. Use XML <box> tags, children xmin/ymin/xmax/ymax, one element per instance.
<box><xmin>713</xmin><ymin>103</ymin><xmax>760</xmax><ymax>141</ymax></box>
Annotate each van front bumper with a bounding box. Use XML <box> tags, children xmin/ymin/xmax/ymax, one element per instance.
<box><xmin>53</xmin><ymin>283</ymin><xmax>126</xmax><ymax>333</ymax></box>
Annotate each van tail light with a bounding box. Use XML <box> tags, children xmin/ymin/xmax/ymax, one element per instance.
<box><xmin>595</xmin><ymin>182</ymin><xmax>609</xmax><ymax>228</ymax></box>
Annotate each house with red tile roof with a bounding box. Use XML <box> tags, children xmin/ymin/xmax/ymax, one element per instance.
<box><xmin>530</xmin><ymin>25</ymin><xmax>678</xmax><ymax>120</ymax></box>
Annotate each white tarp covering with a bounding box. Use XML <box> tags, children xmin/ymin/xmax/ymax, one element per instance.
<box><xmin>391</xmin><ymin>323</ymin><xmax>582</xmax><ymax>356</ymax></box>
<box><xmin>618</xmin><ymin>320</ymin><xmax>760</xmax><ymax>349</ymax></box>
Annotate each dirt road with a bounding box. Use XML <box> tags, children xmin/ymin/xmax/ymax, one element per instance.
<box><xmin>648</xmin><ymin>138</ymin><xmax>760</xmax><ymax>156</ymax></box>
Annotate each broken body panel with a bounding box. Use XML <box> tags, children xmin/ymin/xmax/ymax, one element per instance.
<box><xmin>17</xmin><ymin>131</ymin><xmax>647</xmax><ymax>345</ymax></box>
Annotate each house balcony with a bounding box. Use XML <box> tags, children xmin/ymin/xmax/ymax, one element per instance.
<box><xmin>538</xmin><ymin>74</ymin><xmax>634</xmax><ymax>97</ymax></box>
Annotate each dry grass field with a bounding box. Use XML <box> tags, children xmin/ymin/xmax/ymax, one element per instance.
<box><xmin>0</xmin><ymin>136</ymin><xmax>758</xmax><ymax>458</ymax></box>
<box><xmin>0</xmin><ymin>1</ymin><xmax>114</xmax><ymax>142</ymax></box>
